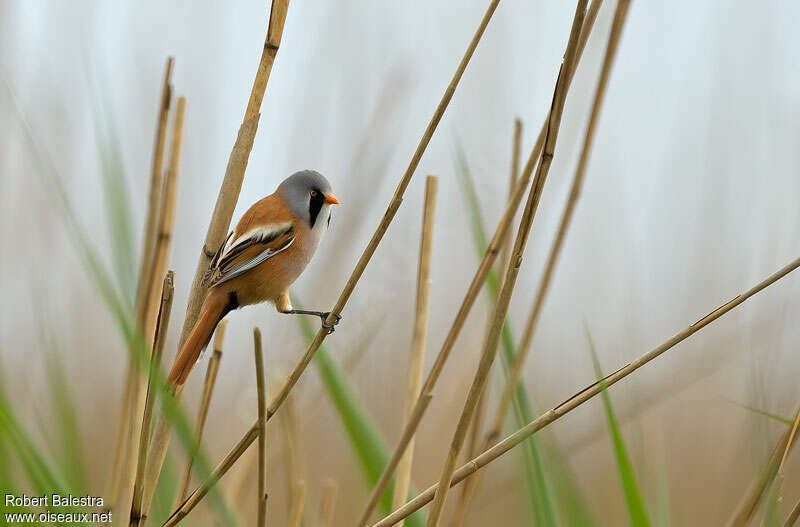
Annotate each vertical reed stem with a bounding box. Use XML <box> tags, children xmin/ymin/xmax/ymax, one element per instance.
<box><xmin>254</xmin><ymin>327</ymin><xmax>269</xmax><ymax>527</ymax></box>
<box><xmin>129</xmin><ymin>271</ymin><xmax>175</xmax><ymax>527</ymax></box>
<box><xmin>289</xmin><ymin>481</ymin><xmax>306</xmax><ymax>527</ymax></box>
<box><xmin>319</xmin><ymin>479</ymin><xmax>338</xmax><ymax>527</ymax></box>
<box><xmin>107</xmin><ymin>57</ymin><xmax>173</xmax><ymax>519</ymax></box>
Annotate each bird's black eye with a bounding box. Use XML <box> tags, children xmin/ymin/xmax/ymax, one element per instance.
<box><xmin>310</xmin><ymin>190</ymin><xmax>318</xmax><ymax>197</ymax></box>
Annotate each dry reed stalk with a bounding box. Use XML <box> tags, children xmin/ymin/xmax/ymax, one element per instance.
<box><xmin>145</xmin><ymin>1</ymin><xmax>291</xmax><ymax>519</ymax></box>
<box><xmin>254</xmin><ymin>327</ymin><xmax>268</xmax><ymax>527</ymax></box>
<box><xmin>282</xmin><ymin>392</ymin><xmax>302</xmax><ymax>519</ymax></box>
<box><xmin>425</xmin><ymin>3</ymin><xmax>588</xmax><ymax>524</ymax></box>
<box><xmin>289</xmin><ymin>481</ymin><xmax>306</xmax><ymax>527</ymax></box>
<box><xmin>727</xmin><ymin>406</ymin><xmax>800</xmax><ymax>526</ymax></box>
<box><xmin>780</xmin><ymin>409</ymin><xmax>800</xmax><ymax>473</ymax></box>
<box><xmin>487</xmin><ymin>0</ymin><xmax>631</xmax><ymax>459</ymax></box>
<box><xmin>175</xmin><ymin>319</ymin><xmax>226</xmax><ymax>503</ymax></box>
<box><xmin>121</xmin><ymin>96</ymin><xmax>187</xmax><ymax>520</ymax></box>
<box><xmin>356</xmin><ymin>1</ymin><xmax>604</xmax><ymax>512</ymax></box>
<box><xmin>319</xmin><ymin>479</ymin><xmax>338</xmax><ymax>527</ymax></box>
<box><xmin>384</xmin><ymin>175</ymin><xmax>438</xmax><ymax>527</ymax></box>
<box><xmin>170</xmin><ymin>2</ymin><xmax>500</xmax><ymax>519</ymax></box>
<box><xmin>106</xmin><ymin>57</ymin><xmax>174</xmax><ymax>519</ymax></box>
<box><xmin>130</xmin><ymin>272</ymin><xmax>175</xmax><ymax>527</ymax></box>
<box><xmin>452</xmin><ymin>118</ymin><xmax>523</xmax><ymax>527</ymax></box>
<box><xmin>785</xmin><ymin>498</ymin><xmax>800</xmax><ymax>527</ymax></box>
<box><xmin>372</xmin><ymin>255</ymin><xmax>800</xmax><ymax>527</ymax></box>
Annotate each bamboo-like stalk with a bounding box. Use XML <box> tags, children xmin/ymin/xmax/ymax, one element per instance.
<box><xmin>254</xmin><ymin>327</ymin><xmax>268</xmax><ymax>527</ymax></box>
<box><xmin>282</xmin><ymin>392</ymin><xmax>302</xmax><ymax>519</ymax></box>
<box><xmin>452</xmin><ymin>118</ymin><xmax>522</xmax><ymax>527</ymax></box>
<box><xmin>426</xmin><ymin>3</ymin><xmax>587</xmax><ymax>524</ymax></box>
<box><xmin>168</xmin><ymin>3</ymin><xmax>500</xmax><ymax>520</ymax></box>
<box><xmin>784</xmin><ymin>497</ymin><xmax>800</xmax><ymax>527</ymax></box>
<box><xmin>779</xmin><ymin>409</ymin><xmax>800</xmax><ymax>473</ymax></box>
<box><xmin>130</xmin><ymin>271</ymin><xmax>175</xmax><ymax>527</ymax></box>
<box><xmin>353</xmin><ymin>1</ymin><xmax>604</xmax><ymax>513</ymax></box>
<box><xmin>144</xmin><ymin>2</ymin><xmax>291</xmax><ymax>520</ymax></box>
<box><xmin>727</xmin><ymin>406</ymin><xmax>800</xmax><ymax>526</ymax></box>
<box><xmin>381</xmin><ymin>176</ymin><xmax>438</xmax><ymax>527</ymax></box>
<box><xmin>371</xmin><ymin>255</ymin><xmax>800</xmax><ymax>527</ymax></box>
<box><xmin>289</xmin><ymin>480</ymin><xmax>306</xmax><ymax>527</ymax></box>
<box><xmin>319</xmin><ymin>479</ymin><xmax>338</xmax><ymax>527</ymax></box>
<box><xmin>121</xmin><ymin>95</ymin><xmax>187</xmax><ymax>520</ymax></box>
<box><xmin>175</xmin><ymin>320</ymin><xmax>227</xmax><ymax>504</ymax></box>
<box><xmin>106</xmin><ymin>57</ymin><xmax>174</xmax><ymax>519</ymax></box>
<box><xmin>488</xmin><ymin>0</ymin><xmax>631</xmax><ymax>454</ymax></box>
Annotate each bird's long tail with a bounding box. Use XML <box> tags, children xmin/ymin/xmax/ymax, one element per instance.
<box><xmin>167</xmin><ymin>290</ymin><xmax>234</xmax><ymax>386</ymax></box>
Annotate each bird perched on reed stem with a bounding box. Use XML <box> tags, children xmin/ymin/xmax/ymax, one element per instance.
<box><xmin>167</xmin><ymin>170</ymin><xmax>340</xmax><ymax>386</ymax></box>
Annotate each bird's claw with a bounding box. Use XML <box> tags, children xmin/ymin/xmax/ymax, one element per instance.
<box><xmin>320</xmin><ymin>312</ymin><xmax>342</xmax><ymax>334</ymax></box>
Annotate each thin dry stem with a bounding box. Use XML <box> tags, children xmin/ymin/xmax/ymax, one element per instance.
<box><xmin>359</xmin><ymin>0</ymin><xmax>604</xmax><ymax>511</ymax></box>
<box><xmin>129</xmin><ymin>271</ymin><xmax>175</xmax><ymax>527</ymax></box>
<box><xmin>319</xmin><ymin>479</ymin><xmax>338</xmax><ymax>527</ymax></box>
<box><xmin>426</xmin><ymin>3</ymin><xmax>588</xmax><ymax>523</ymax></box>
<box><xmin>385</xmin><ymin>175</ymin><xmax>438</xmax><ymax>527</ymax></box>
<box><xmin>282</xmin><ymin>393</ymin><xmax>302</xmax><ymax>519</ymax></box>
<box><xmin>107</xmin><ymin>57</ymin><xmax>174</xmax><ymax>518</ymax></box>
<box><xmin>289</xmin><ymin>481</ymin><xmax>306</xmax><ymax>527</ymax></box>
<box><xmin>728</xmin><ymin>406</ymin><xmax>800</xmax><ymax>526</ymax></box>
<box><xmin>171</xmin><ymin>2</ymin><xmax>500</xmax><ymax>518</ymax></box>
<box><xmin>784</xmin><ymin>496</ymin><xmax>800</xmax><ymax>527</ymax></box>
<box><xmin>254</xmin><ymin>327</ymin><xmax>268</xmax><ymax>527</ymax></box>
<box><xmin>452</xmin><ymin>117</ymin><xmax>523</xmax><ymax>527</ymax></box>
<box><xmin>372</xmin><ymin>255</ymin><xmax>800</xmax><ymax>527</ymax></box>
<box><xmin>147</xmin><ymin>2</ymin><xmax>291</xmax><ymax>520</ymax></box>
<box><xmin>176</xmin><ymin>320</ymin><xmax>226</xmax><ymax>503</ymax></box>
<box><xmin>779</xmin><ymin>408</ymin><xmax>800</xmax><ymax>474</ymax></box>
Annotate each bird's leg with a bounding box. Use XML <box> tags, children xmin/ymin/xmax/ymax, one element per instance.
<box><xmin>283</xmin><ymin>309</ymin><xmax>342</xmax><ymax>334</ymax></box>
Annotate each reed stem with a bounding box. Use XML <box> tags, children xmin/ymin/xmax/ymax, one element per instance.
<box><xmin>319</xmin><ymin>479</ymin><xmax>338</xmax><ymax>527</ymax></box>
<box><xmin>129</xmin><ymin>271</ymin><xmax>175</xmax><ymax>527</ymax></box>
<box><xmin>372</xmin><ymin>255</ymin><xmax>800</xmax><ymax>527</ymax></box>
<box><xmin>426</xmin><ymin>3</ymin><xmax>587</xmax><ymax>523</ymax></box>
<box><xmin>254</xmin><ymin>327</ymin><xmax>268</xmax><ymax>527</ymax></box>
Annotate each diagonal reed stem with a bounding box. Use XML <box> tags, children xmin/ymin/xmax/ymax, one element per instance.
<box><xmin>727</xmin><ymin>406</ymin><xmax>800</xmax><ymax>526</ymax></box>
<box><xmin>106</xmin><ymin>57</ymin><xmax>174</xmax><ymax>519</ymax></box>
<box><xmin>457</xmin><ymin>2</ymin><xmax>633</xmax><ymax>517</ymax></box>
<box><xmin>165</xmin><ymin>3</ymin><xmax>500</xmax><ymax>523</ymax></box>
<box><xmin>175</xmin><ymin>319</ymin><xmax>226</xmax><ymax>504</ymax></box>
<box><xmin>144</xmin><ymin>2</ymin><xmax>291</xmax><ymax>521</ymax></box>
<box><xmin>130</xmin><ymin>271</ymin><xmax>175</xmax><ymax>527</ymax></box>
<box><xmin>353</xmin><ymin>1</ymin><xmax>605</xmax><ymax>516</ymax></box>
<box><xmin>372</xmin><ymin>255</ymin><xmax>800</xmax><ymax>527</ymax></box>
<box><xmin>425</xmin><ymin>2</ymin><xmax>588</xmax><ymax>524</ymax></box>
<box><xmin>254</xmin><ymin>327</ymin><xmax>269</xmax><ymax>527</ymax></box>
<box><xmin>452</xmin><ymin>117</ymin><xmax>522</xmax><ymax>527</ymax></box>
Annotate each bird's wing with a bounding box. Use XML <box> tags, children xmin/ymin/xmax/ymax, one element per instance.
<box><xmin>201</xmin><ymin>222</ymin><xmax>295</xmax><ymax>287</ymax></box>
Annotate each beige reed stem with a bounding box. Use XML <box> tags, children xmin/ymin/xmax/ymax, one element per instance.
<box><xmin>319</xmin><ymin>479</ymin><xmax>338</xmax><ymax>527</ymax></box>
<box><xmin>425</xmin><ymin>2</ymin><xmax>588</xmax><ymax>524</ymax></box>
<box><xmin>354</xmin><ymin>1</ymin><xmax>604</xmax><ymax>513</ymax></box>
<box><xmin>175</xmin><ymin>320</ymin><xmax>226</xmax><ymax>503</ymax></box>
<box><xmin>106</xmin><ymin>57</ymin><xmax>174</xmax><ymax>519</ymax></box>
<box><xmin>452</xmin><ymin>117</ymin><xmax>522</xmax><ymax>527</ymax></box>
<box><xmin>144</xmin><ymin>1</ymin><xmax>291</xmax><ymax>521</ymax></box>
<box><xmin>727</xmin><ymin>406</ymin><xmax>800</xmax><ymax>526</ymax></box>
<box><xmin>166</xmin><ymin>3</ymin><xmax>499</xmax><ymax>522</ymax></box>
<box><xmin>372</xmin><ymin>255</ymin><xmax>800</xmax><ymax>527</ymax></box>
<box><xmin>289</xmin><ymin>481</ymin><xmax>306</xmax><ymax>527</ymax></box>
<box><xmin>254</xmin><ymin>328</ymin><xmax>268</xmax><ymax>527</ymax></box>
<box><xmin>130</xmin><ymin>272</ymin><xmax>175</xmax><ymax>527</ymax></box>
<box><xmin>358</xmin><ymin>176</ymin><xmax>438</xmax><ymax>527</ymax></box>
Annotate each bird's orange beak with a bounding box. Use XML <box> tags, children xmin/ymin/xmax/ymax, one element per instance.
<box><xmin>325</xmin><ymin>194</ymin><xmax>340</xmax><ymax>205</ymax></box>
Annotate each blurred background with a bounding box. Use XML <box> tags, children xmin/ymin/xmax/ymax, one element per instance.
<box><xmin>1</xmin><ymin>0</ymin><xmax>799</xmax><ymax>525</ymax></box>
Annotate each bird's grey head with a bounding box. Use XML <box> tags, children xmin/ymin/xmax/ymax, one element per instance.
<box><xmin>278</xmin><ymin>170</ymin><xmax>339</xmax><ymax>228</ymax></box>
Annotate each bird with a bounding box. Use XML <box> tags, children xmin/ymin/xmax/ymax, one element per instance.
<box><xmin>167</xmin><ymin>170</ymin><xmax>340</xmax><ymax>386</ymax></box>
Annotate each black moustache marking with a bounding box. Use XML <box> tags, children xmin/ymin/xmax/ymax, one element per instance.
<box><xmin>309</xmin><ymin>190</ymin><xmax>324</xmax><ymax>227</ymax></box>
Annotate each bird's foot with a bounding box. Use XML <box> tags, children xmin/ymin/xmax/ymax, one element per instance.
<box><xmin>320</xmin><ymin>312</ymin><xmax>342</xmax><ymax>334</ymax></box>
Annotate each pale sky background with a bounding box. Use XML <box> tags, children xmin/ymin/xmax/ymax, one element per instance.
<box><xmin>1</xmin><ymin>1</ymin><xmax>799</xmax><ymax>524</ymax></box>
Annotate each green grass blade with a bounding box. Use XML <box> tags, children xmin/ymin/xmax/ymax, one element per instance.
<box><xmin>733</xmin><ymin>403</ymin><xmax>795</xmax><ymax>426</ymax></box>
<box><xmin>294</xmin><ymin>309</ymin><xmax>427</xmax><ymax>527</ymax></box>
<box><xmin>585</xmin><ymin>327</ymin><xmax>650</xmax><ymax>527</ymax></box>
